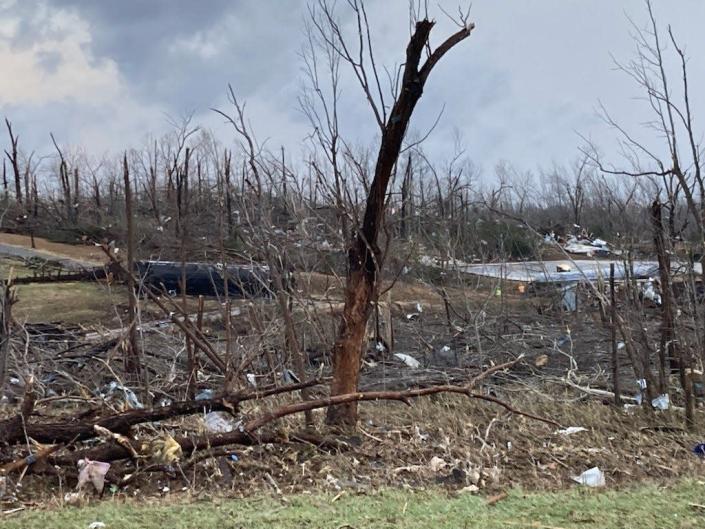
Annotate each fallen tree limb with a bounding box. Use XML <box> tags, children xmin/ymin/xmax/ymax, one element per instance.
<box><xmin>244</xmin><ymin>384</ymin><xmax>561</xmax><ymax>432</ymax></box>
<box><xmin>50</xmin><ymin>376</ymin><xmax>557</xmax><ymax>466</ymax></box>
<box><xmin>0</xmin><ymin>442</ymin><xmax>65</xmax><ymax>475</ymax></box>
<box><xmin>0</xmin><ymin>378</ymin><xmax>323</xmax><ymax>445</ymax></box>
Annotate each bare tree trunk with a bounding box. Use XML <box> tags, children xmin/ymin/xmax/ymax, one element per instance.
<box><xmin>326</xmin><ymin>18</ymin><xmax>474</xmax><ymax>426</ymax></box>
<box><xmin>609</xmin><ymin>264</ymin><xmax>621</xmax><ymax>405</ymax></box>
<box><xmin>2</xmin><ymin>159</ymin><xmax>7</xmax><ymax>201</ymax></box>
<box><xmin>0</xmin><ymin>281</ymin><xmax>14</xmax><ymax>394</ymax></box>
<box><xmin>73</xmin><ymin>167</ymin><xmax>80</xmax><ymax>223</ymax></box>
<box><xmin>223</xmin><ymin>151</ymin><xmax>234</xmax><ymax>238</ymax></box>
<box><xmin>123</xmin><ymin>155</ymin><xmax>141</xmax><ymax>380</ymax></box>
<box><xmin>651</xmin><ymin>200</ymin><xmax>674</xmax><ymax>388</ymax></box>
<box><xmin>652</xmin><ymin>200</ymin><xmax>694</xmax><ymax>426</ymax></box>
<box><xmin>400</xmin><ymin>155</ymin><xmax>412</xmax><ymax>239</ymax></box>
<box><xmin>4</xmin><ymin>119</ymin><xmax>21</xmax><ymax>204</ymax></box>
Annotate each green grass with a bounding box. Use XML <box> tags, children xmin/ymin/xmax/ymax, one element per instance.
<box><xmin>4</xmin><ymin>481</ymin><xmax>705</xmax><ymax>529</ymax></box>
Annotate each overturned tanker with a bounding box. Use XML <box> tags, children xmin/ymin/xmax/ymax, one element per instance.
<box><xmin>135</xmin><ymin>260</ymin><xmax>271</xmax><ymax>298</ymax></box>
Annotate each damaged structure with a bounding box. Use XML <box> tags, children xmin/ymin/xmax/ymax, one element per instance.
<box><xmin>135</xmin><ymin>260</ymin><xmax>271</xmax><ymax>298</ymax></box>
<box><xmin>454</xmin><ymin>258</ymin><xmax>702</xmax><ymax>312</ymax></box>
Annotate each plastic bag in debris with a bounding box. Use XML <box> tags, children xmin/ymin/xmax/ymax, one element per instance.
<box><xmin>651</xmin><ymin>394</ymin><xmax>670</xmax><ymax>410</ymax></box>
<box><xmin>394</xmin><ymin>353</ymin><xmax>420</xmax><ymax>368</ymax></box>
<box><xmin>557</xmin><ymin>426</ymin><xmax>587</xmax><ymax>435</ymax></box>
<box><xmin>205</xmin><ymin>412</ymin><xmax>242</xmax><ymax>434</ymax></box>
<box><xmin>195</xmin><ymin>389</ymin><xmax>215</xmax><ymax>401</ymax></box>
<box><xmin>77</xmin><ymin>459</ymin><xmax>111</xmax><ymax>494</ymax></box>
<box><xmin>571</xmin><ymin>466</ymin><xmax>605</xmax><ymax>487</ymax></box>
<box><xmin>641</xmin><ymin>279</ymin><xmax>662</xmax><ymax>306</ymax></box>
<box><xmin>245</xmin><ymin>373</ymin><xmax>257</xmax><ymax>388</ymax></box>
<box><xmin>101</xmin><ymin>381</ymin><xmax>143</xmax><ymax>409</ymax></box>
<box><xmin>692</xmin><ymin>443</ymin><xmax>705</xmax><ymax>457</ymax></box>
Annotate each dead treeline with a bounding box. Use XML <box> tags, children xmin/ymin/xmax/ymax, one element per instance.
<box><xmin>0</xmin><ymin>0</ymin><xmax>704</xmax><ymax>498</ymax></box>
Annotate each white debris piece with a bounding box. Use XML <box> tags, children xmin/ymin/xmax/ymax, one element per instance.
<box><xmin>87</xmin><ymin>523</ymin><xmax>106</xmax><ymax>529</ymax></box>
<box><xmin>77</xmin><ymin>459</ymin><xmax>111</xmax><ymax>494</ymax></box>
<box><xmin>205</xmin><ymin>412</ymin><xmax>240</xmax><ymax>433</ymax></box>
<box><xmin>429</xmin><ymin>456</ymin><xmax>447</xmax><ymax>472</ymax></box>
<box><xmin>641</xmin><ymin>279</ymin><xmax>662</xmax><ymax>305</ymax></box>
<box><xmin>557</xmin><ymin>426</ymin><xmax>587</xmax><ymax>435</ymax></box>
<box><xmin>246</xmin><ymin>373</ymin><xmax>257</xmax><ymax>388</ymax></box>
<box><xmin>572</xmin><ymin>466</ymin><xmax>605</xmax><ymax>487</ymax></box>
<box><xmin>651</xmin><ymin>394</ymin><xmax>670</xmax><ymax>410</ymax></box>
<box><xmin>394</xmin><ymin>353</ymin><xmax>420</xmax><ymax>368</ymax></box>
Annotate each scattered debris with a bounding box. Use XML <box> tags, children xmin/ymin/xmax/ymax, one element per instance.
<box><xmin>641</xmin><ymin>279</ymin><xmax>662</xmax><ymax>306</ymax></box>
<box><xmin>393</xmin><ymin>353</ymin><xmax>421</xmax><ymax>368</ymax></box>
<box><xmin>564</xmin><ymin>237</ymin><xmax>611</xmax><ymax>257</ymax></box>
<box><xmin>63</xmin><ymin>492</ymin><xmax>84</xmax><ymax>507</ymax></box>
<box><xmin>195</xmin><ymin>389</ymin><xmax>215</xmax><ymax>401</ymax></box>
<box><xmin>557</xmin><ymin>426</ymin><xmax>587</xmax><ymax>435</ymax></box>
<box><xmin>414</xmin><ymin>426</ymin><xmax>429</xmax><ymax>442</ymax></box>
<box><xmin>205</xmin><ymin>412</ymin><xmax>242</xmax><ymax>434</ymax></box>
<box><xmin>87</xmin><ymin>522</ymin><xmax>106</xmax><ymax>529</ymax></box>
<box><xmin>77</xmin><ymin>459</ymin><xmax>111</xmax><ymax>494</ymax></box>
<box><xmin>572</xmin><ymin>467</ymin><xmax>606</xmax><ymax>487</ymax></box>
<box><xmin>534</xmin><ymin>354</ymin><xmax>549</xmax><ymax>367</ymax></box>
<box><xmin>692</xmin><ymin>443</ymin><xmax>705</xmax><ymax>458</ymax></box>
<box><xmin>143</xmin><ymin>434</ymin><xmax>182</xmax><ymax>465</ymax></box>
<box><xmin>100</xmin><ymin>381</ymin><xmax>143</xmax><ymax>409</ymax></box>
<box><xmin>651</xmin><ymin>394</ymin><xmax>670</xmax><ymax>410</ymax></box>
<box><xmin>428</xmin><ymin>456</ymin><xmax>447</xmax><ymax>473</ymax></box>
<box><xmin>281</xmin><ymin>368</ymin><xmax>301</xmax><ymax>384</ymax></box>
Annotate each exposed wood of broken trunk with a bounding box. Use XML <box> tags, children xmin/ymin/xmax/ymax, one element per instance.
<box><xmin>326</xmin><ymin>19</ymin><xmax>474</xmax><ymax>426</ymax></box>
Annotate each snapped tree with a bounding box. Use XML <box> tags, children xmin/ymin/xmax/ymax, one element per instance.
<box><xmin>320</xmin><ymin>4</ymin><xmax>475</xmax><ymax>426</ymax></box>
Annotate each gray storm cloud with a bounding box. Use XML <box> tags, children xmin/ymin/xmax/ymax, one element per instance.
<box><xmin>1</xmin><ymin>0</ymin><xmax>704</xmax><ymax>174</ymax></box>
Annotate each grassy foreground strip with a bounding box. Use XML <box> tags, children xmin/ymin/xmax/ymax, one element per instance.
<box><xmin>4</xmin><ymin>481</ymin><xmax>705</xmax><ymax>529</ymax></box>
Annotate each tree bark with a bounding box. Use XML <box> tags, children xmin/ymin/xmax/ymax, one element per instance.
<box><xmin>326</xmin><ymin>19</ymin><xmax>474</xmax><ymax>426</ymax></box>
<box><xmin>123</xmin><ymin>155</ymin><xmax>141</xmax><ymax>379</ymax></box>
<box><xmin>4</xmin><ymin>119</ymin><xmax>21</xmax><ymax>204</ymax></box>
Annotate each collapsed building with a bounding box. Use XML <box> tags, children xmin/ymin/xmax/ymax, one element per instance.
<box><xmin>440</xmin><ymin>258</ymin><xmax>702</xmax><ymax>312</ymax></box>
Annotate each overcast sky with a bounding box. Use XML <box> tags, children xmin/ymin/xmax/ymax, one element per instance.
<box><xmin>1</xmin><ymin>0</ymin><xmax>704</xmax><ymax>177</ymax></box>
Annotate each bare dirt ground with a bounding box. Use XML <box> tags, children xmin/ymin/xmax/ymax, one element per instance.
<box><xmin>0</xmin><ymin>233</ymin><xmax>107</xmax><ymax>265</ymax></box>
